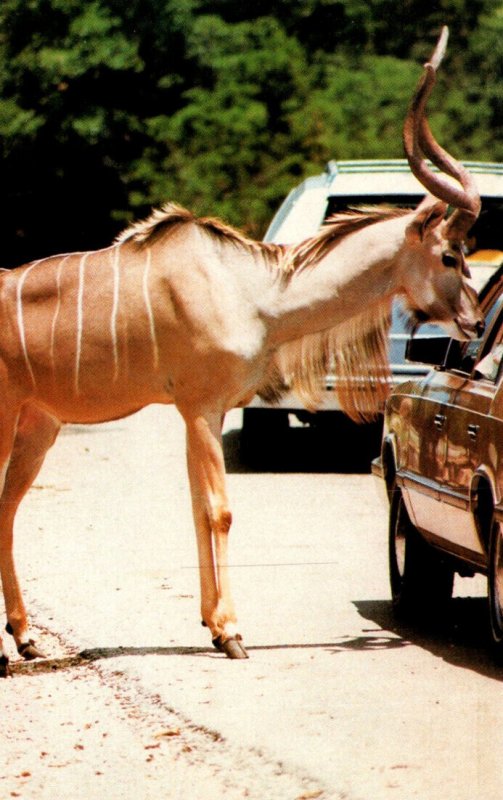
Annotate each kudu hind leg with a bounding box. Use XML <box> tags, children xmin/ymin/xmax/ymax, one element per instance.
<box><xmin>185</xmin><ymin>412</ymin><xmax>248</xmax><ymax>659</ymax></box>
<box><xmin>0</xmin><ymin>406</ymin><xmax>20</xmax><ymax>676</ymax></box>
<box><xmin>0</xmin><ymin>406</ymin><xmax>60</xmax><ymax>672</ymax></box>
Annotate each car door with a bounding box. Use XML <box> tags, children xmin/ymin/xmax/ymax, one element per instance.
<box><xmin>401</xmin><ymin>366</ymin><xmax>458</xmax><ymax>537</ymax></box>
<box><xmin>439</xmin><ymin>303</ymin><xmax>503</xmax><ymax>559</ymax></box>
<box><xmin>400</xmin><ymin>296</ymin><xmax>502</xmax><ymax>545</ymax></box>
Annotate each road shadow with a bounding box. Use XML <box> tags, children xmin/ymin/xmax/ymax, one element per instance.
<box><xmin>355</xmin><ymin>596</ymin><xmax>503</xmax><ymax>682</ymax></box>
<box><xmin>223</xmin><ymin>422</ymin><xmax>379</xmax><ymax>475</ymax></box>
<box><xmin>8</xmin><ymin>637</ymin><xmax>411</xmax><ymax>677</ymax></box>
<box><xmin>11</xmin><ymin>602</ymin><xmax>501</xmax><ymax>679</ymax></box>
<box><xmin>13</xmin><ymin>597</ymin><xmax>499</xmax><ymax>679</ymax></box>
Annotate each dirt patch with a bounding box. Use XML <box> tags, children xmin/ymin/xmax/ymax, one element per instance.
<box><xmin>2</xmin><ymin>624</ymin><xmax>330</xmax><ymax>800</ymax></box>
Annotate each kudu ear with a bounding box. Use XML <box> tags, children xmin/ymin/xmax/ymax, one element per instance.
<box><xmin>406</xmin><ymin>196</ymin><xmax>447</xmax><ymax>243</ymax></box>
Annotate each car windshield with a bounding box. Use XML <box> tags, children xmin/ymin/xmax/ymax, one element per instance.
<box><xmin>326</xmin><ymin>194</ymin><xmax>421</xmax><ymax>214</ymax></box>
<box><xmin>326</xmin><ymin>196</ymin><xmax>503</xmax><ymax>245</ymax></box>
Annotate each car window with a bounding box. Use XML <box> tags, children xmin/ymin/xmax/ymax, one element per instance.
<box><xmin>468</xmin><ymin>200</ymin><xmax>503</xmax><ymax>252</ymax></box>
<box><xmin>473</xmin><ymin>308</ymin><xmax>503</xmax><ymax>382</ymax></box>
<box><xmin>446</xmin><ymin>298</ymin><xmax>503</xmax><ymax>376</ymax></box>
<box><xmin>326</xmin><ymin>195</ymin><xmax>421</xmax><ymax>217</ymax></box>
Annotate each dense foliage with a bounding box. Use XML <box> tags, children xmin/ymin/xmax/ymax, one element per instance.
<box><xmin>0</xmin><ymin>0</ymin><xmax>501</xmax><ymax>266</ymax></box>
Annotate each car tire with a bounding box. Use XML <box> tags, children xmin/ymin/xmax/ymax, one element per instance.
<box><xmin>488</xmin><ymin>516</ymin><xmax>503</xmax><ymax>658</ymax></box>
<box><xmin>389</xmin><ymin>484</ymin><xmax>454</xmax><ymax>622</ymax></box>
<box><xmin>240</xmin><ymin>408</ymin><xmax>290</xmax><ymax>462</ymax></box>
<box><xmin>310</xmin><ymin>412</ymin><xmax>383</xmax><ymax>469</ymax></box>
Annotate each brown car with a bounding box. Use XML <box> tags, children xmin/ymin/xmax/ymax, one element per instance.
<box><xmin>373</xmin><ymin>265</ymin><xmax>503</xmax><ymax>657</ymax></box>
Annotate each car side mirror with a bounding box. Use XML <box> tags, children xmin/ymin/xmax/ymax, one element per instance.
<box><xmin>406</xmin><ymin>336</ymin><xmax>452</xmax><ymax>367</ymax></box>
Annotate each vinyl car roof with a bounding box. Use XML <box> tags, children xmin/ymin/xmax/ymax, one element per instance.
<box><xmin>265</xmin><ymin>159</ymin><xmax>503</xmax><ymax>245</ymax></box>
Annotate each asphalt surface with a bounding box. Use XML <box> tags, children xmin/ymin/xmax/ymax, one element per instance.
<box><xmin>1</xmin><ymin>405</ymin><xmax>502</xmax><ymax>799</ymax></box>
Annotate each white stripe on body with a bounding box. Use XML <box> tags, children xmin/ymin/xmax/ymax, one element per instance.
<box><xmin>110</xmin><ymin>246</ymin><xmax>121</xmax><ymax>381</ymax></box>
<box><xmin>50</xmin><ymin>256</ymin><xmax>69</xmax><ymax>370</ymax></box>
<box><xmin>16</xmin><ymin>261</ymin><xmax>41</xmax><ymax>386</ymax></box>
<box><xmin>75</xmin><ymin>253</ymin><xmax>89</xmax><ymax>395</ymax></box>
<box><xmin>142</xmin><ymin>248</ymin><xmax>160</xmax><ymax>369</ymax></box>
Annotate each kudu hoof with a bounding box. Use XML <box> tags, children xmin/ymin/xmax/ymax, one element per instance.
<box><xmin>212</xmin><ymin>635</ymin><xmax>249</xmax><ymax>659</ymax></box>
<box><xmin>0</xmin><ymin>655</ymin><xmax>10</xmax><ymax>678</ymax></box>
<box><xmin>6</xmin><ymin>625</ymin><xmax>46</xmax><ymax>661</ymax></box>
<box><xmin>18</xmin><ymin>640</ymin><xmax>46</xmax><ymax>661</ymax></box>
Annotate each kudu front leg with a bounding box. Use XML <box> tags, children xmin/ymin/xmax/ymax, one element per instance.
<box><xmin>1</xmin><ymin>511</ymin><xmax>46</xmax><ymax>671</ymax></box>
<box><xmin>0</xmin><ymin>406</ymin><xmax>60</xmax><ymax>675</ymax></box>
<box><xmin>185</xmin><ymin>412</ymin><xmax>248</xmax><ymax>659</ymax></box>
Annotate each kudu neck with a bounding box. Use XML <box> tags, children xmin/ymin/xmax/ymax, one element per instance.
<box><xmin>267</xmin><ymin>215</ymin><xmax>408</xmax><ymax>345</ymax></box>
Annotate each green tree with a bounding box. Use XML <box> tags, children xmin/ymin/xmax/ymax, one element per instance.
<box><xmin>296</xmin><ymin>55</ymin><xmax>421</xmax><ymax>165</ymax></box>
<box><xmin>127</xmin><ymin>14</ymin><xmax>313</xmax><ymax>234</ymax></box>
<box><xmin>0</xmin><ymin>0</ymin><xmax>145</xmax><ymax>263</ymax></box>
<box><xmin>464</xmin><ymin>4</ymin><xmax>503</xmax><ymax>161</ymax></box>
<box><xmin>0</xmin><ymin>0</ymin><xmax>501</xmax><ymax>265</ymax></box>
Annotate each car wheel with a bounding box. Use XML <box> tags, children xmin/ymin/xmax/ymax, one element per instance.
<box><xmin>240</xmin><ymin>408</ymin><xmax>290</xmax><ymax>462</ymax></box>
<box><xmin>310</xmin><ymin>412</ymin><xmax>383</xmax><ymax>469</ymax></box>
<box><xmin>389</xmin><ymin>484</ymin><xmax>454</xmax><ymax>621</ymax></box>
<box><xmin>488</xmin><ymin>516</ymin><xmax>503</xmax><ymax>657</ymax></box>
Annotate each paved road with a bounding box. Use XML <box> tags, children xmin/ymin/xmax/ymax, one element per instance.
<box><xmin>2</xmin><ymin>405</ymin><xmax>502</xmax><ymax>799</ymax></box>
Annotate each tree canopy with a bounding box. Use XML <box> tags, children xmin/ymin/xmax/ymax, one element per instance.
<box><xmin>0</xmin><ymin>0</ymin><xmax>501</xmax><ymax>266</ymax></box>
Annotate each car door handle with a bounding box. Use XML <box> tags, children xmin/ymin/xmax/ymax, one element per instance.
<box><xmin>467</xmin><ymin>423</ymin><xmax>480</xmax><ymax>440</ymax></box>
<box><xmin>434</xmin><ymin>413</ymin><xmax>446</xmax><ymax>429</ymax></box>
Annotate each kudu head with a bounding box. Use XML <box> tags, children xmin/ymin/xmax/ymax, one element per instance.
<box><xmin>400</xmin><ymin>26</ymin><xmax>484</xmax><ymax>340</ymax></box>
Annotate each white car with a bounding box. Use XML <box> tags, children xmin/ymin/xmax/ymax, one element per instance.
<box><xmin>242</xmin><ymin>159</ymin><xmax>503</xmax><ymax>459</ymax></box>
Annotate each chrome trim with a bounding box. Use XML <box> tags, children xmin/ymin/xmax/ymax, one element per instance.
<box><xmin>399</xmin><ymin>470</ymin><xmax>470</xmax><ymax>510</ymax></box>
<box><xmin>398</xmin><ymin>471</ymin><xmax>439</xmax><ymax>501</ymax></box>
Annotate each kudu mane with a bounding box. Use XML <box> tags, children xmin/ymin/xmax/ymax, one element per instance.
<box><xmin>263</xmin><ymin>297</ymin><xmax>393</xmax><ymax>422</ymax></box>
<box><xmin>283</xmin><ymin>205</ymin><xmax>410</xmax><ymax>272</ymax></box>
<box><xmin>116</xmin><ymin>201</ymin><xmax>284</xmax><ymax>260</ymax></box>
<box><xmin>263</xmin><ymin>206</ymin><xmax>409</xmax><ymax>421</ymax></box>
<box><xmin>119</xmin><ymin>202</ymin><xmax>407</xmax><ymax>421</ymax></box>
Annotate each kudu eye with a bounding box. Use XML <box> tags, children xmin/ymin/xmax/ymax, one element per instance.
<box><xmin>441</xmin><ymin>251</ymin><xmax>458</xmax><ymax>268</ymax></box>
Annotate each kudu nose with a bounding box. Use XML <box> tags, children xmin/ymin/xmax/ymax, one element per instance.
<box><xmin>476</xmin><ymin>319</ymin><xmax>485</xmax><ymax>338</ymax></box>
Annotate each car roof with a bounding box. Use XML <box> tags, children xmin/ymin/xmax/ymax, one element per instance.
<box><xmin>265</xmin><ymin>159</ymin><xmax>503</xmax><ymax>244</ymax></box>
<box><xmin>324</xmin><ymin>159</ymin><xmax>503</xmax><ymax>197</ymax></box>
